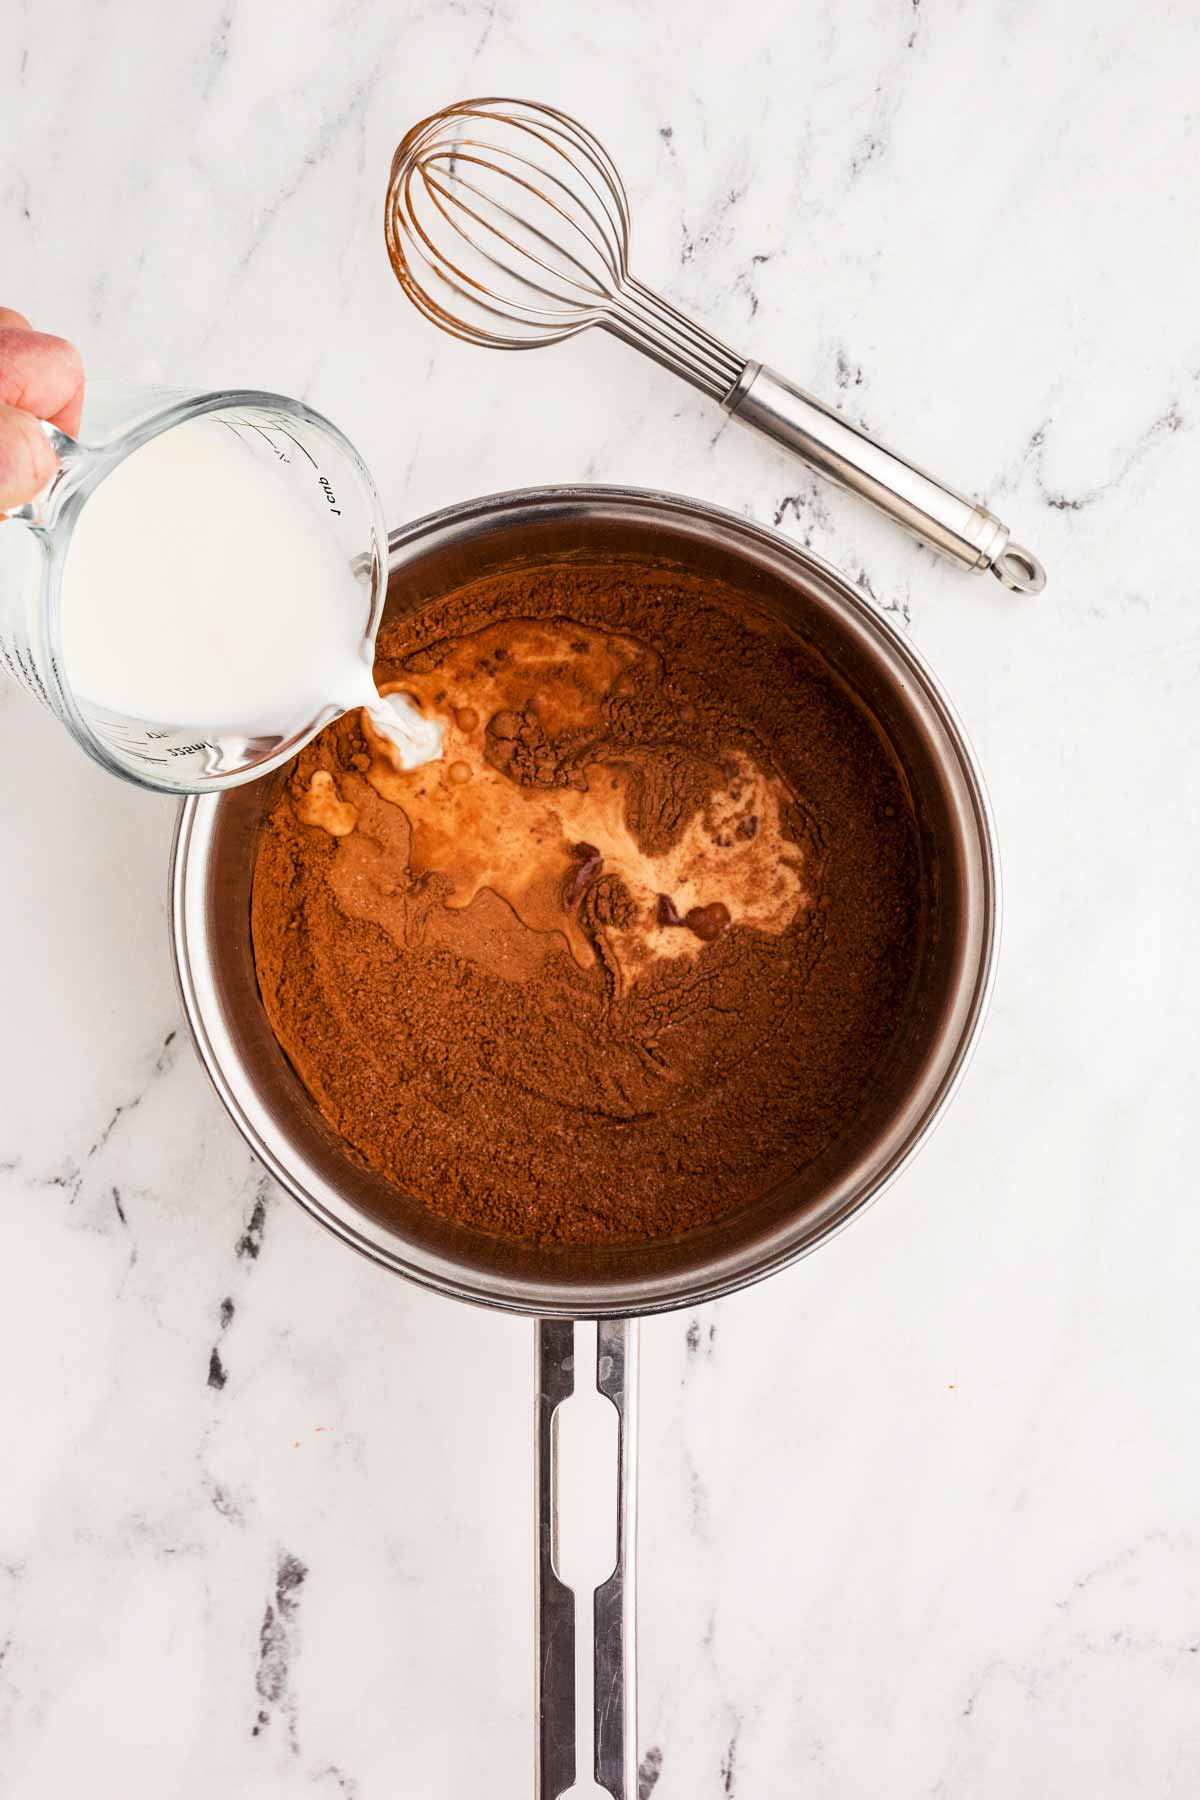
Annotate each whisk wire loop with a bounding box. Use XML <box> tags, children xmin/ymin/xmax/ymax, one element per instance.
<box><xmin>385</xmin><ymin>96</ymin><xmax>744</xmax><ymax>399</ymax></box>
<box><xmin>425</xmin><ymin>155</ymin><xmax>621</xmax><ymax>301</ymax></box>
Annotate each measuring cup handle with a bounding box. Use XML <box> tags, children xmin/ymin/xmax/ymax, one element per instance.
<box><xmin>535</xmin><ymin>1318</ymin><xmax>640</xmax><ymax>1800</ymax></box>
<box><xmin>724</xmin><ymin>361</ymin><xmax>1047</xmax><ymax>594</ymax></box>
<box><xmin>4</xmin><ymin>421</ymin><xmax>81</xmax><ymax>528</ymax></box>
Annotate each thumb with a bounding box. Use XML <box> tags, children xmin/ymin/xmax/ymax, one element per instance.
<box><xmin>0</xmin><ymin>401</ymin><xmax>59</xmax><ymax>511</ymax></box>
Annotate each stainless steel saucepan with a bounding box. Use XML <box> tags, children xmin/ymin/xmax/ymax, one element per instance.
<box><xmin>170</xmin><ymin>486</ymin><xmax>998</xmax><ymax>1798</ymax></box>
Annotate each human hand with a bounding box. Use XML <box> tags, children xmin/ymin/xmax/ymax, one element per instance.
<box><xmin>0</xmin><ymin>308</ymin><xmax>85</xmax><ymax>511</ymax></box>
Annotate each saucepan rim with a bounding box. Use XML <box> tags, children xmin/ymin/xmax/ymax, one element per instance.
<box><xmin>169</xmin><ymin>482</ymin><xmax>1000</xmax><ymax>1316</ymax></box>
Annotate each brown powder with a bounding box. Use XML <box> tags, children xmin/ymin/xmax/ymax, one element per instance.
<box><xmin>251</xmin><ymin>559</ymin><xmax>924</xmax><ymax>1247</ymax></box>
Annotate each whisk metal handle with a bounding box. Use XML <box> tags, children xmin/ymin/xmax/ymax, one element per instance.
<box><xmin>725</xmin><ymin>361</ymin><xmax>1046</xmax><ymax>594</ymax></box>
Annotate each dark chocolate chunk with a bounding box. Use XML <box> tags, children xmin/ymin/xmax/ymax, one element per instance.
<box><xmin>684</xmin><ymin>902</ymin><xmax>731</xmax><ymax>942</ymax></box>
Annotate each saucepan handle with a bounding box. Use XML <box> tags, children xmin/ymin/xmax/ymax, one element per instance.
<box><xmin>535</xmin><ymin>1317</ymin><xmax>639</xmax><ymax>1800</ymax></box>
<box><xmin>535</xmin><ymin>1318</ymin><xmax>577</xmax><ymax>1798</ymax></box>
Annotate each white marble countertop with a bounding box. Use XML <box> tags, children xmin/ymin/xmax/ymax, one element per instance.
<box><xmin>3</xmin><ymin>3</ymin><xmax>1199</xmax><ymax>1794</ymax></box>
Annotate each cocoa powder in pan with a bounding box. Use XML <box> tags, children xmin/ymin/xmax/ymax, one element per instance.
<box><xmin>251</xmin><ymin>559</ymin><xmax>924</xmax><ymax>1247</ymax></box>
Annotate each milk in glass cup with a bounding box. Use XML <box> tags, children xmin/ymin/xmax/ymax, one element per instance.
<box><xmin>0</xmin><ymin>382</ymin><xmax>440</xmax><ymax>792</ymax></box>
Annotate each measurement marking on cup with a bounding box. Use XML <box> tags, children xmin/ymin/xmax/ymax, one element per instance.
<box><xmin>235</xmin><ymin>418</ymin><xmax>291</xmax><ymax>465</ymax></box>
<box><xmin>319</xmin><ymin>476</ymin><xmax>341</xmax><ymax>516</ymax></box>
<box><xmin>270</xmin><ymin>421</ymin><xmax>320</xmax><ymax>470</ymax></box>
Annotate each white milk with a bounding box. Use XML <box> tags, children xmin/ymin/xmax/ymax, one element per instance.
<box><xmin>59</xmin><ymin>415</ymin><xmax>443</xmax><ymax>766</ymax></box>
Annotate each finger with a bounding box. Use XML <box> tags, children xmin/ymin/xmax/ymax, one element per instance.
<box><xmin>0</xmin><ymin>308</ymin><xmax>33</xmax><ymax>332</ymax></box>
<box><xmin>0</xmin><ymin>328</ymin><xmax>85</xmax><ymax>436</ymax></box>
<box><xmin>0</xmin><ymin>400</ymin><xmax>58</xmax><ymax>509</ymax></box>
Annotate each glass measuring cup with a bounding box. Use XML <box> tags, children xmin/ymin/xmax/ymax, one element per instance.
<box><xmin>0</xmin><ymin>382</ymin><xmax>389</xmax><ymax>792</ymax></box>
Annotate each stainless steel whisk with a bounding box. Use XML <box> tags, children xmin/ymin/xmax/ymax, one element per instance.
<box><xmin>386</xmin><ymin>98</ymin><xmax>1045</xmax><ymax>594</ymax></box>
